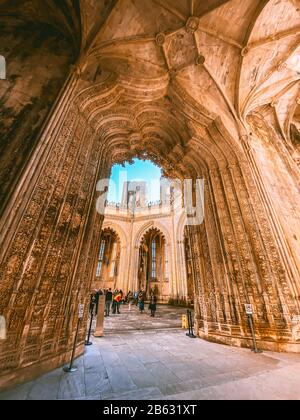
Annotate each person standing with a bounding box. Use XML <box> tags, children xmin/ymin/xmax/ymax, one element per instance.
<box><xmin>127</xmin><ymin>291</ymin><xmax>134</xmax><ymax>311</ymax></box>
<box><xmin>105</xmin><ymin>288</ymin><xmax>113</xmax><ymax>317</ymax></box>
<box><xmin>119</xmin><ymin>290</ymin><xmax>124</xmax><ymax>305</ymax></box>
<box><xmin>113</xmin><ymin>290</ymin><xmax>122</xmax><ymax>315</ymax></box>
<box><xmin>138</xmin><ymin>290</ymin><xmax>145</xmax><ymax>314</ymax></box>
<box><xmin>149</xmin><ymin>293</ymin><xmax>157</xmax><ymax>318</ymax></box>
<box><xmin>116</xmin><ymin>291</ymin><xmax>122</xmax><ymax>314</ymax></box>
<box><xmin>134</xmin><ymin>291</ymin><xmax>139</xmax><ymax>306</ymax></box>
<box><xmin>112</xmin><ymin>290</ymin><xmax>118</xmax><ymax>315</ymax></box>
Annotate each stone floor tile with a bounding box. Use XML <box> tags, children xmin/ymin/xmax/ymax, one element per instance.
<box><xmin>102</xmin><ymin>387</ymin><xmax>163</xmax><ymax>401</ymax></box>
<box><xmin>57</xmin><ymin>372</ymin><xmax>86</xmax><ymax>400</ymax></box>
<box><xmin>0</xmin><ymin>382</ymin><xmax>33</xmax><ymax>400</ymax></box>
<box><xmin>105</xmin><ymin>366</ymin><xmax>137</xmax><ymax>393</ymax></box>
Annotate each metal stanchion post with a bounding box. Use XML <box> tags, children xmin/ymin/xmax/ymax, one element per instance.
<box><xmin>189</xmin><ymin>310</ymin><xmax>196</xmax><ymax>338</ymax></box>
<box><xmin>189</xmin><ymin>310</ymin><xmax>192</xmax><ymax>336</ymax></box>
<box><xmin>63</xmin><ymin>304</ymin><xmax>84</xmax><ymax>373</ymax></box>
<box><xmin>245</xmin><ymin>304</ymin><xmax>262</xmax><ymax>354</ymax></box>
<box><xmin>85</xmin><ymin>305</ymin><xmax>94</xmax><ymax>347</ymax></box>
<box><xmin>186</xmin><ymin>309</ymin><xmax>191</xmax><ymax>336</ymax></box>
<box><xmin>186</xmin><ymin>309</ymin><xmax>196</xmax><ymax>339</ymax></box>
<box><xmin>248</xmin><ymin>314</ymin><xmax>263</xmax><ymax>354</ymax></box>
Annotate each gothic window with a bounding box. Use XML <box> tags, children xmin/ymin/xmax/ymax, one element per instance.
<box><xmin>152</xmin><ymin>239</ymin><xmax>157</xmax><ymax>278</ymax></box>
<box><xmin>96</xmin><ymin>240</ymin><xmax>106</xmax><ymax>277</ymax></box>
<box><xmin>110</xmin><ymin>242</ymin><xmax>118</xmax><ymax>278</ymax></box>
<box><xmin>165</xmin><ymin>244</ymin><xmax>169</xmax><ymax>280</ymax></box>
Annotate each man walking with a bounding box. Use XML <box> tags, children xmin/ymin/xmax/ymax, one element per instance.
<box><xmin>105</xmin><ymin>288</ymin><xmax>113</xmax><ymax>317</ymax></box>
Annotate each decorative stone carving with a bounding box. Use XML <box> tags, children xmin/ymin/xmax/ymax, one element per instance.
<box><xmin>156</xmin><ymin>32</ymin><xmax>166</xmax><ymax>46</ymax></box>
<box><xmin>186</xmin><ymin>17</ymin><xmax>200</xmax><ymax>34</ymax></box>
<box><xmin>195</xmin><ymin>55</ymin><xmax>205</xmax><ymax>66</ymax></box>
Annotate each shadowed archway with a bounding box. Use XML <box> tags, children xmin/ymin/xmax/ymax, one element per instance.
<box><xmin>138</xmin><ymin>227</ymin><xmax>169</xmax><ymax>301</ymax></box>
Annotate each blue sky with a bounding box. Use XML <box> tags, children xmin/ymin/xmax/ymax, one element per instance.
<box><xmin>107</xmin><ymin>159</ymin><xmax>162</xmax><ymax>203</ymax></box>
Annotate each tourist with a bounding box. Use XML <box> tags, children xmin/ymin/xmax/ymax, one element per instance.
<box><xmin>105</xmin><ymin>288</ymin><xmax>113</xmax><ymax>317</ymax></box>
<box><xmin>113</xmin><ymin>290</ymin><xmax>122</xmax><ymax>314</ymax></box>
<box><xmin>149</xmin><ymin>292</ymin><xmax>157</xmax><ymax>318</ymax></box>
<box><xmin>116</xmin><ymin>291</ymin><xmax>122</xmax><ymax>314</ymax></box>
<box><xmin>127</xmin><ymin>291</ymin><xmax>134</xmax><ymax>311</ymax></box>
<box><xmin>138</xmin><ymin>290</ymin><xmax>145</xmax><ymax>314</ymax></box>
<box><xmin>134</xmin><ymin>291</ymin><xmax>139</xmax><ymax>306</ymax></box>
<box><xmin>119</xmin><ymin>290</ymin><xmax>124</xmax><ymax>304</ymax></box>
<box><xmin>124</xmin><ymin>291</ymin><xmax>130</xmax><ymax>304</ymax></box>
<box><xmin>112</xmin><ymin>290</ymin><xmax>118</xmax><ymax>314</ymax></box>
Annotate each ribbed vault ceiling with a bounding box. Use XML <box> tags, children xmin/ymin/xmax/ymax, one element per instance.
<box><xmin>2</xmin><ymin>0</ymin><xmax>300</xmax><ymax>173</ymax></box>
<box><xmin>75</xmin><ymin>0</ymin><xmax>300</xmax><ymax>175</ymax></box>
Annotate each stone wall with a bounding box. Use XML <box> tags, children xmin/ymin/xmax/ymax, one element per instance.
<box><xmin>0</xmin><ymin>20</ymin><xmax>75</xmax><ymax>215</ymax></box>
<box><xmin>0</xmin><ymin>73</ymin><xmax>110</xmax><ymax>389</ymax></box>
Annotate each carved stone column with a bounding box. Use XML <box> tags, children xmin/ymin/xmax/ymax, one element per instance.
<box><xmin>188</xmin><ymin>146</ymin><xmax>300</xmax><ymax>352</ymax></box>
<box><xmin>0</xmin><ymin>73</ymin><xmax>110</xmax><ymax>390</ymax></box>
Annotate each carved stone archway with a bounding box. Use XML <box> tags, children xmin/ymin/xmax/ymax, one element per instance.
<box><xmin>137</xmin><ymin>227</ymin><xmax>170</xmax><ymax>302</ymax></box>
<box><xmin>132</xmin><ymin>221</ymin><xmax>174</xmax><ymax>296</ymax></box>
<box><xmin>1</xmin><ymin>0</ymin><xmax>300</xmax><ymax>391</ymax></box>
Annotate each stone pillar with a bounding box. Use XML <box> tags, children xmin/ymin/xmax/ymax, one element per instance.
<box><xmin>0</xmin><ymin>72</ymin><xmax>111</xmax><ymax>390</ymax></box>
<box><xmin>177</xmin><ymin>240</ymin><xmax>188</xmax><ymax>300</ymax></box>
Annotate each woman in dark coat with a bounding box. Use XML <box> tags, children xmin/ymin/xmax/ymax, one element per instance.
<box><xmin>149</xmin><ymin>293</ymin><xmax>157</xmax><ymax>318</ymax></box>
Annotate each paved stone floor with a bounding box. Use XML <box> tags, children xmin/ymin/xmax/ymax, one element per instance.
<box><xmin>104</xmin><ymin>303</ymin><xmax>187</xmax><ymax>333</ymax></box>
<box><xmin>1</xmin><ymin>305</ymin><xmax>300</xmax><ymax>400</ymax></box>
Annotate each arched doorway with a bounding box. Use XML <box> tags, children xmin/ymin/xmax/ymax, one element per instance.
<box><xmin>138</xmin><ymin>228</ymin><xmax>169</xmax><ymax>302</ymax></box>
<box><xmin>94</xmin><ymin>228</ymin><xmax>121</xmax><ymax>291</ymax></box>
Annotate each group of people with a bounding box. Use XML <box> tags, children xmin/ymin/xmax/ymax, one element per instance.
<box><xmin>125</xmin><ymin>289</ymin><xmax>157</xmax><ymax>317</ymax></box>
<box><xmin>89</xmin><ymin>288</ymin><xmax>125</xmax><ymax>317</ymax></box>
<box><xmin>91</xmin><ymin>287</ymin><xmax>158</xmax><ymax>318</ymax></box>
<box><xmin>104</xmin><ymin>289</ymin><xmax>124</xmax><ymax>316</ymax></box>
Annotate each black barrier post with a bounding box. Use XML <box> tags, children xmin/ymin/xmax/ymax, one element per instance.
<box><xmin>186</xmin><ymin>309</ymin><xmax>196</xmax><ymax>339</ymax></box>
<box><xmin>186</xmin><ymin>309</ymin><xmax>191</xmax><ymax>336</ymax></box>
<box><xmin>85</xmin><ymin>305</ymin><xmax>94</xmax><ymax>347</ymax></box>
<box><xmin>245</xmin><ymin>304</ymin><xmax>262</xmax><ymax>354</ymax></box>
<box><xmin>63</xmin><ymin>304</ymin><xmax>84</xmax><ymax>373</ymax></box>
<box><xmin>190</xmin><ymin>310</ymin><xmax>196</xmax><ymax>338</ymax></box>
<box><xmin>248</xmin><ymin>314</ymin><xmax>263</xmax><ymax>354</ymax></box>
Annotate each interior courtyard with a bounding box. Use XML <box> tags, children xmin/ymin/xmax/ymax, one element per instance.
<box><xmin>1</xmin><ymin>0</ymin><xmax>300</xmax><ymax>401</ymax></box>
